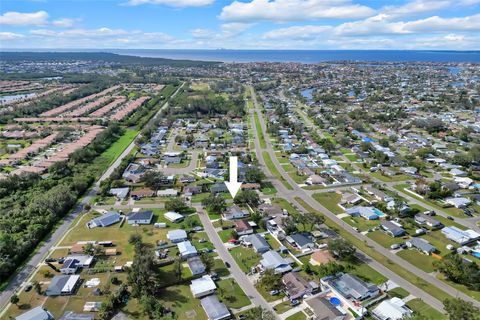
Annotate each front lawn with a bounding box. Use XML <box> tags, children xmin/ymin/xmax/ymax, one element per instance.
<box><xmin>217</xmin><ymin>278</ymin><xmax>251</xmax><ymax>309</ymax></box>
<box><xmin>312</xmin><ymin>192</ymin><xmax>343</xmax><ymax>214</ymax></box>
<box><xmin>229</xmin><ymin>246</ymin><xmax>261</xmax><ymax>273</ymax></box>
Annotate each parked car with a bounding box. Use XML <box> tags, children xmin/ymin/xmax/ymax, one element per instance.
<box><xmin>45</xmin><ymin>258</ymin><xmax>56</xmax><ymax>263</ymax></box>
<box><xmin>199</xmin><ymin>238</ymin><xmax>207</xmax><ymax>243</ymax></box>
<box><xmin>390</xmin><ymin>243</ymin><xmax>401</xmax><ymax>250</ymax></box>
<box><xmin>269</xmin><ymin>290</ymin><xmax>280</xmax><ymax>296</ymax></box>
<box><xmin>193</xmin><ymin>226</ymin><xmax>204</xmax><ymax>232</ymax></box>
<box><xmin>447</xmin><ymin>216</ymin><xmax>455</xmax><ymax>221</ymax></box>
<box><xmin>24</xmin><ymin>284</ymin><xmax>32</xmax><ymax>292</ymax></box>
<box><xmin>291</xmin><ymin>299</ymin><xmax>300</xmax><ymax>306</ymax></box>
<box><xmin>225</xmin><ymin>262</ymin><xmax>231</xmax><ymax>268</ymax></box>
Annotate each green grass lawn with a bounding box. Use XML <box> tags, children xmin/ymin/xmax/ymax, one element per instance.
<box><xmin>254</xmin><ymin>112</ymin><xmax>266</xmax><ymax>149</ymax></box>
<box><xmin>406</xmin><ymin>299</ymin><xmax>445</xmax><ymax>319</ymax></box>
<box><xmin>274</xmin><ymin>300</ymin><xmax>293</xmax><ymax>314</ymax></box>
<box><xmin>371</xmin><ymin>172</ymin><xmax>411</xmax><ymax>182</ymax></box>
<box><xmin>396</xmin><ymin>250</ymin><xmax>436</xmax><ymax>273</ymax></box>
<box><xmin>367</xmin><ymin>230</ymin><xmax>405</xmax><ymax>248</ymax></box>
<box><xmin>294</xmin><ymin>197</ymin><xmax>454</xmax><ymax>303</ymax></box>
<box><xmin>262</xmin><ymin>151</ymin><xmax>294</xmax><ymax>190</ymax></box>
<box><xmin>388</xmin><ymin>287</ymin><xmax>409</xmax><ymax>299</ymax></box>
<box><xmin>156</xmin><ymin>284</ymin><xmax>208</xmax><ymax>320</ymax></box>
<box><xmin>218</xmin><ymin>229</ymin><xmax>235</xmax><ymax>243</ymax></box>
<box><xmin>217</xmin><ymin>278</ymin><xmax>251</xmax><ymax>309</ymax></box>
<box><xmin>285</xmin><ymin>312</ymin><xmax>307</xmax><ymax>320</ymax></box>
<box><xmin>100</xmin><ymin>129</ymin><xmax>138</xmax><ymax>166</ymax></box>
<box><xmin>272</xmin><ymin>198</ymin><xmax>301</xmax><ymax>216</ymax></box>
<box><xmin>312</xmin><ymin>192</ymin><xmax>343</xmax><ymax>214</ymax></box>
<box><xmin>229</xmin><ymin>246</ymin><xmax>261</xmax><ymax>273</ymax></box>
<box><xmin>342</xmin><ymin>216</ymin><xmax>381</xmax><ymax>232</ymax></box>
<box><xmin>348</xmin><ymin>262</ymin><xmax>387</xmax><ymax>285</ymax></box>
<box><xmin>256</xmin><ymin>284</ymin><xmax>286</xmax><ymax>302</ymax></box>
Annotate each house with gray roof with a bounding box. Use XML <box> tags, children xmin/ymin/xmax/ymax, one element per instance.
<box><xmin>87</xmin><ymin>211</ymin><xmax>120</xmax><ymax>228</ymax></box>
<box><xmin>406</xmin><ymin>238</ymin><xmax>437</xmax><ymax>255</ymax></box>
<box><xmin>127</xmin><ymin>210</ymin><xmax>153</xmax><ymax>225</ymax></box>
<box><xmin>321</xmin><ymin>273</ymin><xmax>379</xmax><ymax>302</ymax></box>
<box><xmin>245</xmin><ymin>234</ymin><xmax>270</xmax><ymax>253</ymax></box>
<box><xmin>187</xmin><ymin>256</ymin><xmax>206</xmax><ymax>276</ymax></box>
<box><xmin>380</xmin><ymin>221</ymin><xmax>406</xmax><ymax>237</ymax></box>
<box><xmin>46</xmin><ymin>275</ymin><xmax>81</xmax><ymax>296</ymax></box>
<box><xmin>260</xmin><ymin>250</ymin><xmax>292</xmax><ymax>274</ymax></box>
<box><xmin>16</xmin><ymin>307</ymin><xmax>54</xmax><ymax>320</ymax></box>
<box><xmin>167</xmin><ymin>229</ymin><xmax>188</xmax><ymax>243</ymax></box>
<box><xmin>414</xmin><ymin>213</ymin><xmax>443</xmax><ymax>229</ymax></box>
<box><xmin>288</xmin><ymin>233</ymin><xmax>315</xmax><ymax>251</ymax></box>
<box><xmin>60</xmin><ymin>312</ymin><xmax>94</xmax><ymax>320</ymax></box>
<box><xmin>200</xmin><ymin>295</ymin><xmax>230</xmax><ymax>320</ymax></box>
<box><xmin>109</xmin><ymin>187</ymin><xmax>129</xmax><ymax>200</ymax></box>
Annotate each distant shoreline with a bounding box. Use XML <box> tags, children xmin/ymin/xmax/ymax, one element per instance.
<box><xmin>2</xmin><ymin>49</ymin><xmax>480</xmax><ymax>63</ymax></box>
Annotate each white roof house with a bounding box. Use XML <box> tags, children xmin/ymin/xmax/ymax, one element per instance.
<box><xmin>446</xmin><ymin>197</ymin><xmax>471</xmax><ymax>208</ymax></box>
<box><xmin>190</xmin><ymin>275</ymin><xmax>217</xmax><ymax>298</ymax></box>
<box><xmin>260</xmin><ymin>250</ymin><xmax>292</xmax><ymax>274</ymax></box>
<box><xmin>178</xmin><ymin>240</ymin><xmax>198</xmax><ymax>258</ymax></box>
<box><xmin>201</xmin><ymin>295</ymin><xmax>230</xmax><ymax>320</ymax></box>
<box><xmin>167</xmin><ymin>229</ymin><xmax>188</xmax><ymax>243</ymax></box>
<box><xmin>164</xmin><ymin>211</ymin><xmax>184</xmax><ymax>223</ymax></box>
<box><xmin>442</xmin><ymin>226</ymin><xmax>480</xmax><ymax>245</ymax></box>
<box><xmin>157</xmin><ymin>188</ymin><xmax>178</xmax><ymax>197</ymax></box>
<box><xmin>373</xmin><ymin>297</ymin><xmax>412</xmax><ymax>320</ymax></box>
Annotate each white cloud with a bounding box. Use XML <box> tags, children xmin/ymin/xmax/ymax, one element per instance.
<box><xmin>52</xmin><ymin>18</ymin><xmax>76</xmax><ymax>28</ymax></box>
<box><xmin>335</xmin><ymin>13</ymin><xmax>480</xmax><ymax>36</ymax></box>
<box><xmin>0</xmin><ymin>32</ymin><xmax>25</xmax><ymax>40</ymax></box>
<box><xmin>263</xmin><ymin>25</ymin><xmax>332</xmax><ymax>39</ymax></box>
<box><xmin>220</xmin><ymin>0</ymin><xmax>375</xmax><ymax>22</ymax></box>
<box><xmin>125</xmin><ymin>0</ymin><xmax>214</xmax><ymax>7</ymax></box>
<box><xmin>190</xmin><ymin>28</ymin><xmax>215</xmax><ymax>39</ymax></box>
<box><xmin>382</xmin><ymin>0</ymin><xmax>452</xmax><ymax>18</ymax></box>
<box><xmin>0</xmin><ymin>11</ymin><xmax>49</xmax><ymax>26</ymax></box>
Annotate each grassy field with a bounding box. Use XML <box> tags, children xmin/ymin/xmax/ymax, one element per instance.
<box><xmin>100</xmin><ymin>129</ymin><xmax>138</xmax><ymax>166</ymax></box>
<box><xmin>312</xmin><ymin>192</ymin><xmax>343</xmax><ymax>214</ymax></box>
<box><xmin>229</xmin><ymin>246</ymin><xmax>261</xmax><ymax>273</ymax></box>
<box><xmin>406</xmin><ymin>298</ymin><xmax>445</xmax><ymax>319</ymax></box>
<box><xmin>367</xmin><ymin>230</ymin><xmax>404</xmax><ymax>248</ymax></box>
<box><xmin>294</xmin><ymin>197</ymin><xmax>453</xmax><ymax>304</ymax></box>
<box><xmin>254</xmin><ymin>112</ymin><xmax>266</xmax><ymax>149</ymax></box>
<box><xmin>217</xmin><ymin>278</ymin><xmax>251</xmax><ymax>309</ymax></box>
<box><xmin>285</xmin><ymin>312</ymin><xmax>307</xmax><ymax>320</ymax></box>
<box><xmin>262</xmin><ymin>151</ymin><xmax>294</xmax><ymax>190</ymax></box>
<box><xmin>388</xmin><ymin>287</ymin><xmax>409</xmax><ymax>299</ymax></box>
<box><xmin>397</xmin><ymin>250</ymin><xmax>437</xmax><ymax>273</ymax></box>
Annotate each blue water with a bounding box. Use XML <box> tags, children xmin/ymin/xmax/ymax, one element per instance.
<box><xmin>473</xmin><ymin>251</ymin><xmax>480</xmax><ymax>258</ymax></box>
<box><xmin>373</xmin><ymin>208</ymin><xmax>386</xmax><ymax>217</ymax></box>
<box><xmin>110</xmin><ymin>49</ymin><xmax>480</xmax><ymax>63</ymax></box>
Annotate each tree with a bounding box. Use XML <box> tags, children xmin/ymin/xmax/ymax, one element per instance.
<box><xmin>32</xmin><ymin>280</ymin><xmax>42</xmax><ymax>295</ymax></box>
<box><xmin>234</xmin><ymin>190</ymin><xmax>260</xmax><ymax>207</ymax></box>
<box><xmin>202</xmin><ymin>194</ymin><xmax>226</xmax><ymax>213</ymax></box>
<box><xmin>174</xmin><ymin>257</ymin><xmax>183</xmax><ymax>281</ymax></box>
<box><xmin>200</xmin><ymin>252</ymin><xmax>215</xmax><ymax>273</ymax></box>
<box><xmin>141</xmin><ymin>170</ymin><xmax>166</xmax><ymax>192</ymax></box>
<box><xmin>165</xmin><ymin>197</ymin><xmax>188</xmax><ymax>214</ymax></box>
<box><xmin>245</xmin><ymin>167</ymin><xmax>265</xmax><ymax>183</ymax></box>
<box><xmin>258</xmin><ymin>268</ymin><xmax>282</xmax><ymax>291</ymax></box>
<box><xmin>10</xmin><ymin>294</ymin><xmax>19</xmax><ymax>305</ymax></box>
<box><xmin>329</xmin><ymin>239</ymin><xmax>356</xmax><ymax>262</ymax></box>
<box><xmin>127</xmin><ymin>239</ymin><xmax>161</xmax><ymax>297</ymax></box>
<box><xmin>140</xmin><ymin>294</ymin><xmax>165</xmax><ymax>319</ymax></box>
<box><xmin>444</xmin><ymin>298</ymin><xmax>480</xmax><ymax>320</ymax></box>
<box><xmin>243</xmin><ymin>307</ymin><xmax>275</xmax><ymax>320</ymax></box>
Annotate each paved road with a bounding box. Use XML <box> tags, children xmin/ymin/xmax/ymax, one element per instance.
<box><xmin>249</xmin><ymin>86</ymin><xmax>480</xmax><ymax>310</ymax></box>
<box><xmin>195</xmin><ymin>205</ymin><xmax>278</xmax><ymax>318</ymax></box>
<box><xmin>0</xmin><ymin>83</ymin><xmax>185</xmax><ymax>314</ymax></box>
<box><xmin>162</xmin><ymin>151</ymin><xmax>199</xmax><ymax>176</ymax></box>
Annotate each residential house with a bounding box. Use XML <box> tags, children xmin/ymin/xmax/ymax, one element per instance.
<box><xmin>310</xmin><ymin>250</ymin><xmax>335</xmax><ymax>266</ymax></box>
<box><xmin>282</xmin><ymin>272</ymin><xmax>317</xmax><ymax>300</ymax></box>
<box><xmin>288</xmin><ymin>233</ymin><xmax>315</xmax><ymax>252</ymax></box>
<box><xmin>122</xmin><ymin>163</ymin><xmax>145</xmax><ymax>183</ymax></box>
<box><xmin>109</xmin><ymin>187</ymin><xmax>129</xmax><ymax>201</ymax></box>
<box><xmin>340</xmin><ymin>192</ymin><xmax>362</xmax><ymax>205</ymax></box>
<box><xmin>223</xmin><ymin>205</ymin><xmax>248</xmax><ymax>220</ymax></box>
<box><xmin>346</xmin><ymin>206</ymin><xmax>379</xmax><ymax>220</ymax></box>
<box><xmin>187</xmin><ymin>256</ymin><xmax>206</xmax><ymax>276</ymax></box>
<box><xmin>178</xmin><ymin>241</ymin><xmax>198</xmax><ymax>259</ymax></box>
<box><xmin>164</xmin><ymin>211</ymin><xmax>184</xmax><ymax>223</ymax></box>
<box><xmin>304</xmin><ymin>295</ymin><xmax>346</xmax><ymax>320</ymax></box>
<box><xmin>372</xmin><ymin>297</ymin><xmax>413</xmax><ymax>320</ymax></box>
<box><xmin>245</xmin><ymin>234</ymin><xmax>270</xmax><ymax>253</ymax></box>
<box><xmin>381</xmin><ymin>221</ymin><xmax>406</xmax><ymax>237</ymax></box>
<box><xmin>446</xmin><ymin>197</ymin><xmax>471</xmax><ymax>208</ymax></box>
<box><xmin>190</xmin><ymin>275</ymin><xmax>217</xmax><ymax>298</ymax></box>
<box><xmin>86</xmin><ymin>211</ymin><xmax>120</xmax><ymax>228</ymax></box>
<box><xmin>235</xmin><ymin>220</ymin><xmax>253</xmax><ymax>236</ymax></box>
<box><xmin>210</xmin><ymin>182</ymin><xmax>229</xmax><ymax>194</ymax></box>
<box><xmin>157</xmin><ymin>188</ymin><xmax>178</xmax><ymax>197</ymax></box>
<box><xmin>406</xmin><ymin>238</ymin><xmax>437</xmax><ymax>255</ymax></box>
<box><xmin>414</xmin><ymin>213</ymin><xmax>443</xmax><ymax>229</ymax></box>
<box><xmin>184</xmin><ymin>185</ymin><xmax>202</xmax><ymax>196</ymax></box>
<box><xmin>442</xmin><ymin>227</ymin><xmax>480</xmax><ymax>245</ymax></box>
<box><xmin>130</xmin><ymin>188</ymin><xmax>155</xmax><ymax>200</ymax></box>
<box><xmin>60</xmin><ymin>312</ymin><xmax>94</xmax><ymax>320</ymax></box>
<box><xmin>46</xmin><ymin>275</ymin><xmax>81</xmax><ymax>296</ymax></box>
<box><xmin>260</xmin><ymin>250</ymin><xmax>292</xmax><ymax>274</ymax></box>
<box><xmin>127</xmin><ymin>210</ymin><xmax>154</xmax><ymax>225</ymax></box>
<box><xmin>306</xmin><ymin>174</ymin><xmax>327</xmax><ymax>186</ymax></box>
<box><xmin>167</xmin><ymin>229</ymin><xmax>188</xmax><ymax>243</ymax></box>
<box><xmin>16</xmin><ymin>307</ymin><xmax>54</xmax><ymax>320</ymax></box>
<box><xmin>323</xmin><ymin>273</ymin><xmax>379</xmax><ymax>301</ymax></box>
<box><xmin>200</xmin><ymin>295</ymin><xmax>231</xmax><ymax>320</ymax></box>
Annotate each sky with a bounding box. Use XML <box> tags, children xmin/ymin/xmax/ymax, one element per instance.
<box><xmin>1</xmin><ymin>0</ymin><xmax>480</xmax><ymax>50</ymax></box>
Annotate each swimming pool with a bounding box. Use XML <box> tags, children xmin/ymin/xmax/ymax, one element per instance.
<box><xmin>373</xmin><ymin>208</ymin><xmax>386</xmax><ymax>217</ymax></box>
<box><xmin>473</xmin><ymin>251</ymin><xmax>480</xmax><ymax>258</ymax></box>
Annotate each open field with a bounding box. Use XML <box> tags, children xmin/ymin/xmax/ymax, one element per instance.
<box><xmin>262</xmin><ymin>151</ymin><xmax>294</xmax><ymax>190</ymax></box>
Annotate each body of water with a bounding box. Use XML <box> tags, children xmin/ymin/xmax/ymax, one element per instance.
<box><xmin>110</xmin><ymin>49</ymin><xmax>480</xmax><ymax>63</ymax></box>
<box><xmin>301</xmin><ymin>88</ymin><xmax>314</xmax><ymax>102</ymax></box>
<box><xmin>0</xmin><ymin>93</ymin><xmax>36</xmax><ymax>103</ymax></box>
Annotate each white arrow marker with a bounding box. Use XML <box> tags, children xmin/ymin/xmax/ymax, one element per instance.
<box><xmin>225</xmin><ymin>156</ymin><xmax>242</xmax><ymax>198</ymax></box>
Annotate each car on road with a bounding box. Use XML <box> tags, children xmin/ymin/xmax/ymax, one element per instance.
<box><xmin>225</xmin><ymin>261</ymin><xmax>231</xmax><ymax>268</ymax></box>
<box><xmin>447</xmin><ymin>216</ymin><xmax>455</xmax><ymax>221</ymax></box>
